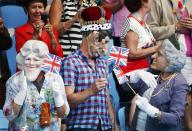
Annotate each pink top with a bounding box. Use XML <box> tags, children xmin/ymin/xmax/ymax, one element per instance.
<box><xmin>107</xmin><ymin>0</ymin><xmax>130</xmax><ymax>37</ymax></box>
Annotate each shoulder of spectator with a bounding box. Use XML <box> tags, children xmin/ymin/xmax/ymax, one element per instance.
<box><xmin>0</xmin><ymin>27</ymin><xmax>12</xmax><ymax>50</ymax></box>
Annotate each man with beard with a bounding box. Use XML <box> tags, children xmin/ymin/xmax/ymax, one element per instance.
<box><xmin>3</xmin><ymin>40</ymin><xmax>69</xmax><ymax>131</ymax></box>
<box><xmin>60</xmin><ymin>6</ymin><xmax>119</xmax><ymax>131</ymax></box>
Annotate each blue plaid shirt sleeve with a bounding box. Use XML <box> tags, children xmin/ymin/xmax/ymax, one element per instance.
<box><xmin>60</xmin><ymin>58</ymin><xmax>76</xmax><ymax>88</ymax></box>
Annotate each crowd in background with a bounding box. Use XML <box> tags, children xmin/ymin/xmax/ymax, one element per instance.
<box><xmin>0</xmin><ymin>0</ymin><xmax>192</xmax><ymax>131</ymax></box>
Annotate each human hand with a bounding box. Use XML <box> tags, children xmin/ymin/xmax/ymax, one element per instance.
<box><xmin>44</xmin><ymin>20</ymin><xmax>54</xmax><ymax>36</ymax></box>
<box><xmin>74</xmin><ymin>9</ymin><xmax>83</xmax><ymax>21</ymax></box>
<box><xmin>51</xmin><ymin>78</ymin><xmax>66</xmax><ymax>107</ymax></box>
<box><xmin>32</xmin><ymin>20</ymin><xmax>45</xmax><ymax>36</ymax></box>
<box><xmin>129</xmin><ymin>70</ymin><xmax>157</xmax><ymax>89</ymax></box>
<box><xmin>91</xmin><ymin>78</ymin><xmax>107</xmax><ymax>94</ymax></box>
<box><xmin>180</xmin><ymin>17</ymin><xmax>192</xmax><ymax>30</ymax></box>
<box><xmin>154</xmin><ymin>43</ymin><xmax>161</xmax><ymax>52</ymax></box>
<box><xmin>135</xmin><ymin>95</ymin><xmax>159</xmax><ymax>118</ymax></box>
<box><xmin>175</xmin><ymin>20</ymin><xmax>188</xmax><ymax>33</ymax></box>
<box><xmin>14</xmin><ymin>71</ymin><xmax>27</xmax><ymax>105</ymax></box>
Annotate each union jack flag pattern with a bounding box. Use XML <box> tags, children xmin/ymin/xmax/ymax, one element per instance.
<box><xmin>108</xmin><ymin>46</ymin><xmax>129</xmax><ymax>66</ymax></box>
<box><xmin>113</xmin><ymin>65</ymin><xmax>128</xmax><ymax>84</ymax></box>
<box><xmin>41</xmin><ymin>54</ymin><xmax>62</xmax><ymax>74</ymax></box>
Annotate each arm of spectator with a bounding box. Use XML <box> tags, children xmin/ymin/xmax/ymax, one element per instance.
<box><xmin>0</xmin><ymin>17</ymin><xmax>12</xmax><ymax>50</ymax></box>
<box><xmin>57</xmin><ymin>9</ymin><xmax>82</xmax><ymax>36</ymax></box>
<box><xmin>125</xmin><ymin>31</ymin><xmax>161</xmax><ymax>59</ymax></box>
<box><xmin>61</xmin><ymin>58</ymin><xmax>107</xmax><ymax>108</ymax></box>
<box><xmin>44</xmin><ymin>22</ymin><xmax>64</xmax><ymax>58</ymax></box>
<box><xmin>102</xmin><ymin>0</ymin><xmax>124</xmax><ymax>13</ymax></box>
<box><xmin>3</xmin><ymin>71</ymin><xmax>27</xmax><ymax>121</ymax></box>
<box><xmin>49</xmin><ymin>0</ymin><xmax>63</xmax><ymax>28</ymax></box>
<box><xmin>65</xmin><ymin>78</ymin><xmax>107</xmax><ymax>108</ymax></box>
<box><xmin>146</xmin><ymin>0</ymin><xmax>176</xmax><ymax>40</ymax></box>
<box><xmin>184</xmin><ymin>105</ymin><xmax>192</xmax><ymax>131</ymax></box>
<box><xmin>107</xmin><ymin>90</ymin><xmax>119</xmax><ymax>131</ymax></box>
<box><xmin>51</xmin><ymin>75</ymin><xmax>70</xmax><ymax>118</ymax></box>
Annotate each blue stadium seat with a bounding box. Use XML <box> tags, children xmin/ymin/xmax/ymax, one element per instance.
<box><xmin>118</xmin><ymin>107</ymin><xmax>129</xmax><ymax>131</ymax></box>
<box><xmin>0</xmin><ymin>110</ymin><xmax>8</xmax><ymax>130</ymax></box>
<box><xmin>0</xmin><ymin>5</ymin><xmax>27</xmax><ymax>28</ymax></box>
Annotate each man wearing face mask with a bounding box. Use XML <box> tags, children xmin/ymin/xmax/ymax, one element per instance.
<box><xmin>60</xmin><ymin>6</ymin><xmax>119</xmax><ymax>131</ymax></box>
<box><xmin>3</xmin><ymin>40</ymin><xmax>69</xmax><ymax>131</ymax></box>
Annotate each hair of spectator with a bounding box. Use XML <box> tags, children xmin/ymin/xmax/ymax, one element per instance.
<box><xmin>22</xmin><ymin>0</ymin><xmax>47</xmax><ymax>12</ymax></box>
<box><xmin>82</xmin><ymin>30</ymin><xmax>111</xmax><ymax>42</ymax></box>
<box><xmin>124</xmin><ymin>0</ymin><xmax>148</xmax><ymax>13</ymax></box>
<box><xmin>162</xmin><ymin>39</ymin><xmax>186</xmax><ymax>72</ymax></box>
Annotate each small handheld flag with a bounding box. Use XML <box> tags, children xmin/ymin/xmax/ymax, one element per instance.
<box><xmin>108</xmin><ymin>46</ymin><xmax>128</xmax><ymax>66</ymax></box>
<box><xmin>113</xmin><ymin>65</ymin><xmax>137</xmax><ymax>95</ymax></box>
<box><xmin>113</xmin><ymin>65</ymin><xmax>128</xmax><ymax>84</ymax></box>
<box><xmin>41</xmin><ymin>54</ymin><xmax>62</xmax><ymax>74</ymax></box>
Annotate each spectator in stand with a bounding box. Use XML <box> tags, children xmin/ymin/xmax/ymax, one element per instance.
<box><xmin>116</xmin><ymin>0</ymin><xmax>161</xmax><ymax>108</ymax></box>
<box><xmin>60</xmin><ymin>6</ymin><xmax>119</xmax><ymax>131</ymax></box>
<box><xmin>103</xmin><ymin>0</ymin><xmax>129</xmax><ymax>47</ymax></box>
<box><xmin>3</xmin><ymin>40</ymin><xmax>69</xmax><ymax>131</ymax></box>
<box><xmin>127</xmin><ymin>39</ymin><xmax>189</xmax><ymax>131</ymax></box>
<box><xmin>15</xmin><ymin>0</ymin><xmax>63</xmax><ymax>58</ymax></box>
<box><xmin>146</xmin><ymin>0</ymin><xmax>192</xmax><ymax>86</ymax></box>
<box><xmin>49</xmin><ymin>0</ymin><xmax>124</xmax><ymax>57</ymax></box>
<box><xmin>0</xmin><ymin>17</ymin><xmax>12</xmax><ymax>109</ymax></box>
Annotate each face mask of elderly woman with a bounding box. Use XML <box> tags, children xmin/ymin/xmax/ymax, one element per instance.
<box><xmin>151</xmin><ymin>39</ymin><xmax>186</xmax><ymax>73</ymax></box>
<box><xmin>16</xmin><ymin>40</ymin><xmax>48</xmax><ymax>81</ymax></box>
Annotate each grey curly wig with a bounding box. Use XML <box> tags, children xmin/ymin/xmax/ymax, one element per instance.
<box><xmin>163</xmin><ymin>39</ymin><xmax>186</xmax><ymax>72</ymax></box>
<box><xmin>16</xmin><ymin>40</ymin><xmax>49</xmax><ymax>70</ymax></box>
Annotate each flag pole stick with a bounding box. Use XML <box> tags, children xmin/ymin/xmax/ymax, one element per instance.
<box><xmin>125</xmin><ymin>81</ymin><xmax>137</xmax><ymax>95</ymax></box>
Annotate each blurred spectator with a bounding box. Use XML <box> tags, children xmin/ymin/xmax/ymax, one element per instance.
<box><xmin>0</xmin><ymin>17</ymin><xmax>12</xmax><ymax>109</ymax></box>
<box><xmin>103</xmin><ymin>0</ymin><xmax>129</xmax><ymax>47</ymax></box>
<box><xmin>146</xmin><ymin>0</ymin><xmax>192</xmax><ymax>86</ymax></box>
<box><xmin>49</xmin><ymin>0</ymin><xmax>123</xmax><ymax>57</ymax></box>
<box><xmin>115</xmin><ymin>0</ymin><xmax>161</xmax><ymax>108</ymax></box>
<box><xmin>0</xmin><ymin>0</ymin><xmax>17</xmax><ymax>6</ymax></box>
<box><xmin>49</xmin><ymin>0</ymin><xmax>95</xmax><ymax>57</ymax></box>
<box><xmin>15</xmin><ymin>0</ymin><xmax>63</xmax><ymax>58</ymax></box>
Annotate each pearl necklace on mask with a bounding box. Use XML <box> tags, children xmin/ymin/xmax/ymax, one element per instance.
<box><xmin>152</xmin><ymin>73</ymin><xmax>177</xmax><ymax>97</ymax></box>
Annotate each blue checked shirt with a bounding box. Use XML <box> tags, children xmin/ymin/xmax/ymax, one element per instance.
<box><xmin>60</xmin><ymin>49</ymin><xmax>112</xmax><ymax>130</ymax></box>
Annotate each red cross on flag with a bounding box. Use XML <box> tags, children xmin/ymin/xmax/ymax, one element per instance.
<box><xmin>41</xmin><ymin>54</ymin><xmax>62</xmax><ymax>74</ymax></box>
<box><xmin>108</xmin><ymin>46</ymin><xmax>129</xmax><ymax>66</ymax></box>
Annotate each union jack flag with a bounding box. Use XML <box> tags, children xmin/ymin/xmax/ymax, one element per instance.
<box><xmin>108</xmin><ymin>46</ymin><xmax>129</xmax><ymax>66</ymax></box>
<box><xmin>113</xmin><ymin>65</ymin><xmax>128</xmax><ymax>84</ymax></box>
<box><xmin>41</xmin><ymin>54</ymin><xmax>62</xmax><ymax>74</ymax></box>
